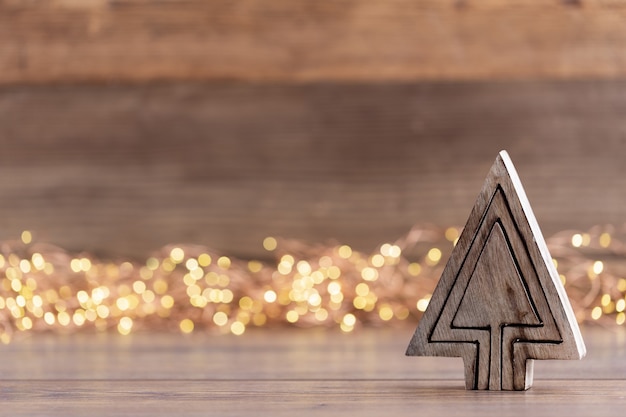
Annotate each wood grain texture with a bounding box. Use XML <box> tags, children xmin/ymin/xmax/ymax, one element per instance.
<box><xmin>0</xmin><ymin>380</ymin><xmax>625</xmax><ymax>417</ymax></box>
<box><xmin>1</xmin><ymin>0</ymin><xmax>626</xmax><ymax>84</ymax></box>
<box><xmin>0</xmin><ymin>327</ymin><xmax>622</xmax><ymax>416</ymax></box>
<box><xmin>407</xmin><ymin>152</ymin><xmax>585</xmax><ymax>390</ymax></box>
<box><xmin>0</xmin><ymin>327</ymin><xmax>618</xmax><ymax>381</ymax></box>
<box><xmin>1</xmin><ymin>81</ymin><xmax>626</xmax><ymax>259</ymax></box>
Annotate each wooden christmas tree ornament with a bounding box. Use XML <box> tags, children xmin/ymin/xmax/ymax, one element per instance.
<box><xmin>406</xmin><ymin>150</ymin><xmax>586</xmax><ymax>391</ymax></box>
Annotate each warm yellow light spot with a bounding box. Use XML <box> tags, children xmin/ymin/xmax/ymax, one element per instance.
<box><xmin>170</xmin><ymin>247</ymin><xmax>185</xmax><ymax>263</ymax></box>
<box><xmin>338</xmin><ymin>245</ymin><xmax>352</xmax><ymax>259</ymax></box>
<box><xmin>330</xmin><ymin>292</ymin><xmax>344</xmax><ymax>304</ymax></box>
<box><xmin>118</xmin><ymin>317</ymin><xmax>133</xmax><ymax>335</ymax></box>
<box><xmin>21</xmin><ymin>316</ymin><xmax>33</xmax><ymax>330</ymax></box>
<box><xmin>427</xmin><ymin>248</ymin><xmax>442</xmax><ymax>265</ymax></box>
<box><xmin>195</xmin><ymin>254</ymin><xmax>210</xmax><ymax>268</ymax></box>
<box><xmin>601</xmin><ymin>294</ymin><xmax>611</xmax><ymax>307</ymax></box>
<box><xmin>153</xmin><ymin>279</ymin><xmax>168</xmax><ymax>295</ymax></box>
<box><xmin>582</xmin><ymin>233</ymin><xmax>591</xmax><ymax>246</ymax></box>
<box><xmin>58</xmin><ymin>311</ymin><xmax>70</xmax><ymax>326</ymax></box>
<box><xmin>353</xmin><ymin>296</ymin><xmax>367</xmax><ymax>309</ymax></box>
<box><xmin>16</xmin><ymin>295</ymin><xmax>26</xmax><ymax>307</ymax></box>
<box><xmin>160</xmin><ymin>295</ymin><xmax>174</xmax><ymax>309</ymax></box>
<box><xmin>388</xmin><ymin>245</ymin><xmax>401</xmax><ymax>258</ymax></box>
<box><xmin>327</xmin><ymin>266</ymin><xmax>341</xmax><ymax>279</ymax></box>
<box><xmin>203</xmin><ymin>272</ymin><xmax>217</xmax><ymax>286</ymax></box>
<box><xmin>230</xmin><ymin>321</ymin><xmax>245</xmax><ymax>335</ymax></box>
<box><xmin>217</xmin><ymin>256</ymin><xmax>231</xmax><ymax>269</ymax></box>
<box><xmin>19</xmin><ymin>259</ymin><xmax>31</xmax><ymax>274</ymax></box>
<box><xmin>593</xmin><ymin>261</ymin><xmax>604</xmax><ymax>275</ymax></box>
<box><xmin>161</xmin><ymin>259</ymin><xmax>175</xmax><ymax>272</ymax></box>
<box><xmin>222</xmin><ymin>289</ymin><xmax>233</xmax><ymax>304</ymax></box>
<box><xmin>146</xmin><ymin>257</ymin><xmax>160</xmax><ymax>270</ymax></box>
<box><xmin>70</xmin><ymin>259</ymin><xmax>82</xmax><ymax>273</ymax></box>
<box><xmin>297</xmin><ymin>260</ymin><xmax>312</xmax><ymax>276</ymax></box>
<box><xmin>315</xmin><ymin>308</ymin><xmax>328</xmax><ymax>322</ymax></box>
<box><xmin>186</xmin><ymin>284</ymin><xmax>201</xmax><ymax>298</ymax></box>
<box><xmin>217</xmin><ymin>275</ymin><xmax>230</xmax><ymax>287</ymax></box>
<box><xmin>379</xmin><ymin>305</ymin><xmax>394</xmax><ymax>321</ymax></box>
<box><xmin>445</xmin><ymin>227</ymin><xmax>459</xmax><ymax>242</ymax></box>
<box><xmin>188</xmin><ymin>268</ymin><xmax>203</xmax><ymax>281</ymax></box>
<box><xmin>599</xmin><ymin>232</ymin><xmax>611</xmax><ymax>248</ymax></box>
<box><xmin>286</xmin><ymin>310</ymin><xmax>299</xmax><ymax>323</ymax></box>
<box><xmin>571</xmin><ymin>234</ymin><xmax>583</xmax><ymax>248</ymax></box>
<box><xmin>340</xmin><ymin>322</ymin><xmax>354</xmax><ymax>332</ymax></box>
<box><xmin>0</xmin><ymin>333</ymin><xmax>10</xmax><ymax>344</ymax></box>
<box><xmin>21</xmin><ymin>230</ymin><xmax>32</xmax><ymax>244</ymax></box>
<box><xmin>32</xmin><ymin>295</ymin><xmax>43</xmax><ymax>308</ymax></box>
<box><xmin>342</xmin><ymin>313</ymin><xmax>356</xmax><ymax>327</ymax></box>
<box><xmin>80</xmin><ymin>258</ymin><xmax>92</xmax><ymax>271</ymax></box>
<box><xmin>408</xmin><ymin>263</ymin><xmax>422</xmax><ymax>276</ymax></box>
<box><xmin>190</xmin><ymin>294</ymin><xmax>207</xmax><ymax>308</ymax></box>
<box><xmin>603</xmin><ymin>301</ymin><xmax>615</xmax><ymax>314</ymax></box>
<box><xmin>239</xmin><ymin>296</ymin><xmax>253</xmax><ymax>310</ymax></box>
<box><xmin>552</xmin><ymin>259</ymin><xmax>558</xmax><ymax>269</ymax></box>
<box><xmin>355</xmin><ymin>283</ymin><xmax>370</xmax><ymax>297</ymax></box>
<box><xmin>263</xmin><ymin>236</ymin><xmax>277</xmax><ymax>251</ymax></box>
<box><xmin>370</xmin><ymin>254</ymin><xmax>385</xmax><ymax>268</ymax></box>
<box><xmin>277</xmin><ymin>261</ymin><xmax>292</xmax><ymax>275</ymax></box>
<box><xmin>327</xmin><ymin>281</ymin><xmax>341</xmax><ymax>295</ymax></box>
<box><xmin>6</xmin><ymin>267</ymin><xmax>19</xmax><ymax>281</ymax></box>
<box><xmin>261</xmin><ymin>290</ymin><xmax>275</xmax><ymax>304</ymax></box>
<box><xmin>31</xmin><ymin>253</ymin><xmax>45</xmax><ymax>270</ymax></box>
<box><xmin>84</xmin><ymin>310</ymin><xmax>97</xmax><ymax>322</ymax></box>
<box><xmin>72</xmin><ymin>311</ymin><xmax>85</xmax><ymax>326</ymax></box>
<box><xmin>248</xmin><ymin>260</ymin><xmax>263</xmax><ymax>273</ymax></box>
<box><xmin>319</xmin><ymin>256</ymin><xmax>332</xmax><ymax>268</ymax></box>
<box><xmin>116</xmin><ymin>297</ymin><xmax>130</xmax><ymax>311</ymax></box>
<box><xmin>560</xmin><ymin>274</ymin><xmax>566</xmax><ymax>285</ymax></box>
<box><xmin>617</xmin><ymin>312</ymin><xmax>625</xmax><ymax>325</ymax></box>
<box><xmin>187</xmin><ymin>267</ymin><xmax>201</xmax><ymax>281</ymax></box>
<box><xmin>76</xmin><ymin>290</ymin><xmax>89</xmax><ymax>305</ymax></box>
<box><xmin>361</xmin><ymin>267</ymin><xmax>378</xmax><ymax>281</ymax></box>
<box><xmin>10</xmin><ymin>279</ymin><xmax>21</xmax><ymax>292</ymax></box>
<box><xmin>616</xmin><ymin>299</ymin><xmax>625</xmax><ymax>313</ymax></box>
<box><xmin>252</xmin><ymin>313</ymin><xmax>267</xmax><ymax>326</ymax></box>
<box><xmin>133</xmin><ymin>280</ymin><xmax>147</xmax><ymax>294</ymax></box>
<box><xmin>591</xmin><ymin>306</ymin><xmax>602</xmax><ymax>320</ymax></box>
<box><xmin>185</xmin><ymin>258</ymin><xmax>199</xmax><ymax>271</ymax></box>
<box><xmin>396</xmin><ymin>306</ymin><xmax>410</xmax><ymax>320</ymax></box>
<box><xmin>308</xmin><ymin>293</ymin><xmax>322</xmax><ymax>307</ymax></box>
<box><xmin>213</xmin><ymin>311</ymin><xmax>228</xmax><ymax>326</ymax></box>
<box><xmin>44</xmin><ymin>311</ymin><xmax>55</xmax><ymax>325</ymax></box>
<box><xmin>180</xmin><ymin>318</ymin><xmax>194</xmax><ymax>334</ymax></box>
<box><xmin>618</xmin><ymin>279</ymin><xmax>626</xmax><ymax>292</ymax></box>
<box><xmin>311</xmin><ymin>271</ymin><xmax>325</xmax><ymax>284</ymax></box>
<box><xmin>96</xmin><ymin>305</ymin><xmax>110</xmax><ymax>319</ymax></box>
<box><xmin>8</xmin><ymin>254</ymin><xmax>19</xmax><ymax>267</ymax></box>
<box><xmin>417</xmin><ymin>297</ymin><xmax>430</xmax><ymax>312</ymax></box>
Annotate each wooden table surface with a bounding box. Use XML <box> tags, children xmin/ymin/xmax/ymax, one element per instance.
<box><xmin>0</xmin><ymin>325</ymin><xmax>624</xmax><ymax>416</ymax></box>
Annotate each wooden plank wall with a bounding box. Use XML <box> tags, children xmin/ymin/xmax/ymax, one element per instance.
<box><xmin>2</xmin><ymin>0</ymin><xmax>626</xmax><ymax>83</ymax></box>
<box><xmin>0</xmin><ymin>1</ymin><xmax>625</xmax><ymax>259</ymax></box>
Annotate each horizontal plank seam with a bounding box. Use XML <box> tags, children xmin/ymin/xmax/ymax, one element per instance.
<box><xmin>0</xmin><ymin>378</ymin><xmax>620</xmax><ymax>382</ymax></box>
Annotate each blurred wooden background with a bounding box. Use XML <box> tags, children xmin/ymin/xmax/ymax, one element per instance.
<box><xmin>1</xmin><ymin>0</ymin><xmax>625</xmax><ymax>259</ymax></box>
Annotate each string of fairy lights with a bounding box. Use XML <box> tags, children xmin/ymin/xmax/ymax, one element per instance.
<box><xmin>0</xmin><ymin>224</ymin><xmax>624</xmax><ymax>343</ymax></box>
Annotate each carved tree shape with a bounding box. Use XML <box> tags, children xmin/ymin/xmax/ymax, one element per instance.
<box><xmin>406</xmin><ymin>151</ymin><xmax>586</xmax><ymax>390</ymax></box>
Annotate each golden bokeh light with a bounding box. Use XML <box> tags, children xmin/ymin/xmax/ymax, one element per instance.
<box><xmin>0</xmin><ymin>226</ymin><xmax>621</xmax><ymax>344</ymax></box>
